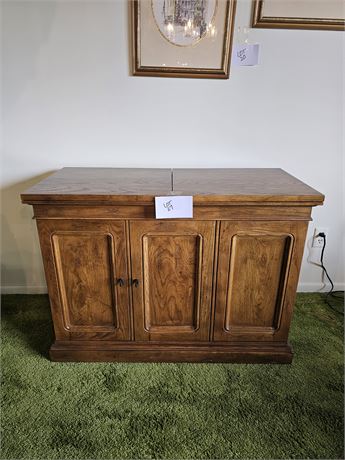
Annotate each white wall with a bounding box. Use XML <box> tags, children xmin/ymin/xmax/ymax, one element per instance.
<box><xmin>1</xmin><ymin>0</ymin><xmax>344</xmax><ymax>293</ymax></box>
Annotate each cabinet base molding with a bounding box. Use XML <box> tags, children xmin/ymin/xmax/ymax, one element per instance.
<box><xmin>49</xmin><ymin>341</ymin><xmax>293</xmax><ymax>363</ymax></box>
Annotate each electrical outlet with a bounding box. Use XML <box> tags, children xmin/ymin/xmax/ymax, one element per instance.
<box><xmin>312</xmin><ymin>227</ymin><xmax>329</xmax><ymax>248</ymax></box>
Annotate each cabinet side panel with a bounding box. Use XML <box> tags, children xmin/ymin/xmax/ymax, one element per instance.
<box><xmin>142</xmin><ymin>233</ymin><xmax>202</xmax><ymax>332</ymax></box>
<box><xmin>52</xmin><ymin>232</ymin><xmax>117</xmax><ymax>330</ymax></box>
<box><xmin>225</xmin><ymin>233</ymin><xmax>293</xmax><ymax>331</ymax></box>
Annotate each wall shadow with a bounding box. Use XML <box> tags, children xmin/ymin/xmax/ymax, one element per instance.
<box><xmin>1</xmin><ymin>172</ymin><xmax>55</xmax><ymax>291</ymax></box>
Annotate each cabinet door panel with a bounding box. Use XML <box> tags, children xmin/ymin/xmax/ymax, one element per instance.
<box><xmin>52</xmin><ymin>232</ymin><xmax>117</xmax><ymax>330</ymax></box>
<box><xmin>130</xmin><ymin>221</ymin><xmax>215</xmax><ymax>341</ymax></box>
<box><xmin>142</xmin><ymin>233</ymin><xmax>202</xmax><ymax>331</ymax></box>
<box><xmin>37</xmin><ymin>220</ymin><xmax>130</xmax><ymax>341</ymax></box>
<box><xmin>214</xmin><ymin>222</ymin><xmax>308</xmax><ymax>342</ymax></box>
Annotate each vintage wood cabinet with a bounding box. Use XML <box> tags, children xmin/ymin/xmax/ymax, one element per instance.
<box><xmin>21</xmin><ymin>168</ymin><xmax>324</xmax><ymax>363</ymax></box>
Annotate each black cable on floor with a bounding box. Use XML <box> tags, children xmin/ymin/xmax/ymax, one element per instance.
<box><xmin>317</xmin><ymin>232</ymin><xmax>344</xmax><ymax>315</ymax></box>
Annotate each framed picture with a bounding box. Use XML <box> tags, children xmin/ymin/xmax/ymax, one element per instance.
<box><xmin>131</xmin><ymin>0</ymin><xmax>237</xmax><ymax>79</ymax></box>
<box><xmin>252</xmin><ymin>0</ymin><xmax>345</xmax><ymax>31</ymax></box>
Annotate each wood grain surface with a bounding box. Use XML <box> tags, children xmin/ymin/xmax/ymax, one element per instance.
<box><xmin>213</xmin><ymin>221</ymin><xmax>308</xmax><ymax>342</ymax></box>
<box><xmin>21</xmin><ymin>168</ymin><xmax>172</xmax><ymax>204</ymax></box>
<box><xmin>21</xmin><ymin>168</ymin><xmax>324</xmax><ymax>205</ymax></box>
<box><xmin>37</xmin><ymin>219</ymin><xmax>131</xmax><ymax>341</ymax></box>
<box><xmin>22</xmin><ymin>168</ymin><xmax>323</xmax><ymax>362</ymax></box>
<box><xmin>31</xmin><ymin>204</ymin><xmax>313</xmax><ymax>221</ymax></box>
<box><xmin>50</xmin><ymin>341</ymin><xmax>293</xmax><ymax>363</ymax></box>
<box><xmin>130</xmin><ymin>220</ymin><xmax>215</xmax><ymax>342</ymax></box>
<box><xmin>52</xmin><ymin>232</ymin><xmax>118</xmax><ymax>330</ymax></box>
<box><xmin>173</xmin><ymin>168</ymin><xmax>324</xmax><ymax>203</ymax></box>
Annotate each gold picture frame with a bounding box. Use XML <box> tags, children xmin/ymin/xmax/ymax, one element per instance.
<box><xmin>252</xmin><ymin>0</ymin><xmax>345</xmax><ymax>31</ymax></box>
<box><xmin>131</xmin><ymin>0</ymin><xmax>237</xmax><ymax>79</ymax></box>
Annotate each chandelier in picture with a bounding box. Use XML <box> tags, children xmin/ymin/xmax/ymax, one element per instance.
<box><xmin>152</xmin><ymin>0</ymin><xmax>217</xmax><ymax>46</ymax></box>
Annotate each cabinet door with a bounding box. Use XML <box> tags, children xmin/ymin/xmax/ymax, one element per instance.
<box><xmin>37</xmin><ymin>220</ymin><xmax>130</xmax><ymax>341</ymax></box>
<box><xmin>214</xmin><ymin>221</ymin><xmax>308</xmax><ymax>342</ymax></box>
<box><xmin>130</xmin><ymin>221</ymin><xmax>215</xmax><ymax>342</ymax></box>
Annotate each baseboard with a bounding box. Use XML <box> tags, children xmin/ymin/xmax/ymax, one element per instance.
<box><xmin>297</xmin><ymin>282</ymin><xmax>345</xmax><ymax>292</ymax></box>
<box><xmin>1</xmin><ymin>283</ymin><xmax>344</xmax><ymax>295</ymax></box>
<box><xmin>1</xmin><ymin>285</ymin><xmax>48</xmax><ymax>294</ymax></box>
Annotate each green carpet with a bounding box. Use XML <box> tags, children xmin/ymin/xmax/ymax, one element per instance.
<box><xmin>1</xmin><ymin>294</ymin><xmax>343</xmax><ymax>460</ymax></box>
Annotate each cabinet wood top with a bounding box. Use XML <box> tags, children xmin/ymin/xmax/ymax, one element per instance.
<box><xmin>21</xmin><ymin>167</ymin><xmax>324</xmax><ymax>205</ymax></box>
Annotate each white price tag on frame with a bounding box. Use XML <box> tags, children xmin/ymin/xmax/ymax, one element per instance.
<box><xmin>155</xmin><ymin>196</ymin><xmax>193</xmax><ymax>219</ymax></box>
<box><xmin>232</xmin><ymin>44</ymin><xmax>260</xmax><ymax>66</ymax></box>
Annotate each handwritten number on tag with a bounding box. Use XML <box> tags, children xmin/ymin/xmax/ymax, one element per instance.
<box><xmin>163</xmin><ymin>200</ymin><xmax>173</xmax><ymax>211</ymax></box>
<box><xmin>237</xmin><ymin>48</ymin><xmax>247</xmax><ymax>62</ymax></box>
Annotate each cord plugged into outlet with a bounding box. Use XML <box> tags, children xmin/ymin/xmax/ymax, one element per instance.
<box><xmin>315</xmin><ymin>230</ymin><xmax>344</xmax><ymax>315</ymax></box>
<box><xmin>312</xmin><ymin>227</ymin><xmax>329</xmax><ymax>248</ymax></box>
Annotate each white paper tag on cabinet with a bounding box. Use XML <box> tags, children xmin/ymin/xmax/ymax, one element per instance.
<box><xmin>155</xmin><ymin>196</ymin><xmax>193</xmax><ymax>219</ymax></box>
<box><xmin>232</xmin><ymin>44</ymin><xmax>259</xmax><ymax>66</ymax></box>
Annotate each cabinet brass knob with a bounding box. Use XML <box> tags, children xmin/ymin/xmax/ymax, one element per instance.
<box><xmin>116</xmin><ymin>278</ymin><xmax>125</xmax><ymax>287</ymax></box>
<box><xmin>132</xmin><ymin>279</ymin><xmax>140</xmax><ymax>287</ymax></box>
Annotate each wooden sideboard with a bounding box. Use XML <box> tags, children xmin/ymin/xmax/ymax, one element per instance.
<box><xmin>21</xmin><ymin>168</ymin><xmax>324</xmax><ymax>363</ymax></box>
